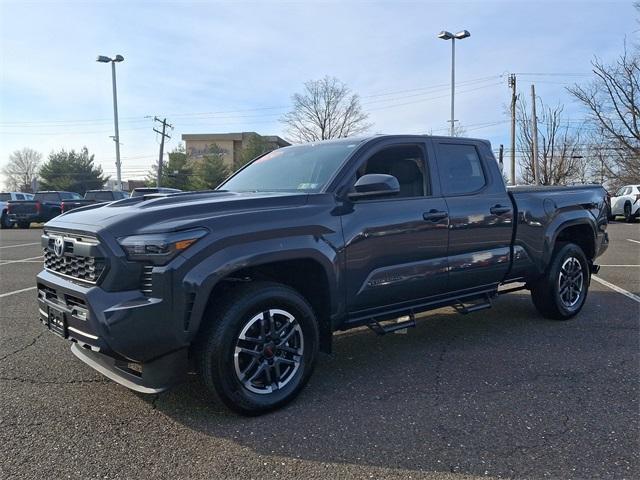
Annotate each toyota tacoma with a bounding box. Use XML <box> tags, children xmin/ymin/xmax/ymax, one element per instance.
<box><xmin>36</xmin><ymin>135</ymin><xmax>609</xmax><ymax>414</ymax></box>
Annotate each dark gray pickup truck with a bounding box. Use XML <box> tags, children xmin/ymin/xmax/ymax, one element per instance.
<box><xmin>60</xmin><ymin>190</ymin><xmax>130</xmax><ymax>213</ymax></box>
<box><xmin>8</xmin><ymin>191</ymin><xmax>81</xmax><ymax>228</ymax></box>
<box><xmin>36</xmin><ymin>135</ymin><xmax>608</xmax><ymax>414</ymax></box>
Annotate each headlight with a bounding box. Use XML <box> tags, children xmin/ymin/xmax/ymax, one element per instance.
<box><xmin>117</xmin><ymin>228</ymin><xmax>208</xmax><ymax>265</ymax></box>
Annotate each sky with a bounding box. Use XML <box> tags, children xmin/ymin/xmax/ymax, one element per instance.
<box><xmin>0</xmin><ymin>0</ymin><xmax>637</xmax><ymax>186</ymax></box>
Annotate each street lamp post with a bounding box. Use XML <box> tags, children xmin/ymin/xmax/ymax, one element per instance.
<box><xmin>97</xmin><ymin>54</ymin><xmax>124</xmax><ymax>190</ymax></box>
<box><xmin>437</xmin><ymin>30</ymin><xmax>470</xmax><ymax>136</ymax></box>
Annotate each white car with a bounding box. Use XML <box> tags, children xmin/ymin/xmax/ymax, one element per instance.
<box><xmin>610</xmin><ymin>184</ymin><xmax>640</xmax><ymax>222</ymax></box>
<box><xmin>0</xmin><ymin>192</ymin><xmax>34</xmax><ymax>229</ymax></box>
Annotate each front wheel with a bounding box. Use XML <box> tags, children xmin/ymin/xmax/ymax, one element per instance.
<box><xmin>196</xmin><ymin>281</ymin><xmax>319</xmax><ymax>415</ymax></box>
<box><xmin>531</xmin><ymin>243</ymin><xmax>590</xmax><ymax>320</ymax></box>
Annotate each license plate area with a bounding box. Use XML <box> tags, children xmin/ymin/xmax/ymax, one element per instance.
<box><xmin>48</xmin><ymin>306</ymin><xmax>67</xmax><ymax>338</ymax></box>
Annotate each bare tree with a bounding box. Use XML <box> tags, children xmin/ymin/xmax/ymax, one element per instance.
<box><xmin>281</xmin><ymin>76</ymin><xmax>372</xmax><ymax>142</ymax></box>
<box><xmin>2</xmin><ymin>148</ymin><xmax>42</xmax><ymax>192</ymax></box>
<box><xmin>567</xmin><ymin>45</ymin><xmax>640</xmax><ymax>185</ymax></box>
<box><xmin>516</xmin><ymin>98</ymin><xmax>583</xmax><ymax>185</ymax></box>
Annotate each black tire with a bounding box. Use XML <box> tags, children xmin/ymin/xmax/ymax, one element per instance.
<box><xmin>17</xmin><ymin>221</ymin><xmax>30</xmax><ymax>229</ymax></box>
<box><xmin>196</xmin><ymin>281</ymin><xmax>319</xmax><ymax>415</ymax></box>
<box><xmin>531</xmin><ymin>243</ymin><xmax>590</xmax><ymax>320</ymax></box>
<box><xmin>0</xmin><ymin>212</ymin><xmax>12</xmax><ymax>229</ymax></box>
<box><xmin>624</xmin><ymin>202</ymin><xmax>634</xmax><ymax>223</ymax></box>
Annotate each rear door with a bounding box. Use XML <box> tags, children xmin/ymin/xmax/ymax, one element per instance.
<box><xmin>432</xmin><ymin>139</ymin><xmax>514</xmax><ymax>293</ymax></box>
<box><xmin>340</xmin><ymin>139</ymin><xmax>449</xmax><ymax>313</ymax></box>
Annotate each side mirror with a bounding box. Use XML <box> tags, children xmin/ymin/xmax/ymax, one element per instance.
<box><xmin>348</xmin><ymin>174</ymin><xmax>400</xmax><ymax>200</ymax></box>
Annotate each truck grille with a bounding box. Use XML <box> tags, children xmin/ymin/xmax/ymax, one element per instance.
<box><xmin>43</xmin><ymin>232</ymin><xmax>106</xmax><ymax>284</ymax></box>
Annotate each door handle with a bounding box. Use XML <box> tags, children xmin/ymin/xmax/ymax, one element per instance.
<box><xmin>423</xmin><ymin>210</ymin><xmax>448</xmax><ymax>222</ymax></box>
<box><xmin>490</xmin><ymin>205</ymin><xmax>511</xmax><ymax>215</ymax></box>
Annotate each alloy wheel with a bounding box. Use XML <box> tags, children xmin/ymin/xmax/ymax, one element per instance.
<box><xmin>558</xmin><ymin>257</ymin><xmax>584</xmax><ymax>308</ymax></box>
<box><xmin>233</xmin><ymin>308</ymin><xmax>304</xmax><ymax>394</ymax></box>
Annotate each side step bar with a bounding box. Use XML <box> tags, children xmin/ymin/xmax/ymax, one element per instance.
<box><xmin>367</xmin><ymin>313</ymin><xmax>416</xmax><ymax>335</ymax></box>
<box><xmin>453</xmin><ymin>294</ymin><xmax>492</xmax><ymax>314</ymax></box>
<box><xmin>365</xmin><ymin>292</ymin><xmax>496</xmax><ymax>336</ymax></box>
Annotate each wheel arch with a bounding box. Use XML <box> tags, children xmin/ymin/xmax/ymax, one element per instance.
<box><xmin>545</xmin><ymin>217</ymin><xmax>597</xmax><ymax>267</ymax></box>
<box><xmin>187</xmin><ymin>247</ymin><xmax>340</xmax><ymax>354</ymax></box>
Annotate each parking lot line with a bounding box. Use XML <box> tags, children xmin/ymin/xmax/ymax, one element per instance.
<box><xmin>0</xmin><ymin>242</ymin><xmax>41</xmax><ymax>249</ymax></box>
<box><xmin>627</xmin><ymin>238</ymin><xmax>640</xmax><ymax>244</ymax></box>
<box><xmin>0</xmin><ymin>286</ymin><xmax>36</xmax><ymax>298</ymax></box>
<box><xmin>0</xmin><ymin>256</ymin><xmax>43</xmax><ymax>266</ymax></box>
<box><xmin>599</xmin><ymin>264</ymin><xmax>640</xmax><ymax>267</ymax></box>
<box><xmin>592</xmin><ymin>275</ymin><xmax>640</xmax><ymax>303</ymax></box>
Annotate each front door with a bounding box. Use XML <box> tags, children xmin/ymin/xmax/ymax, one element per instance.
<box><xmin>341</xmin><ymin>141</ymin><xmax>449</xmax><ymax>314</ymax></box>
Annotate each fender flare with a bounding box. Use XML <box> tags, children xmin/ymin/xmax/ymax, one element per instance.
<box><xmin>183</xmin><ymin>237</ymin><xmax>341</xmax><ymax>339</ymax></box>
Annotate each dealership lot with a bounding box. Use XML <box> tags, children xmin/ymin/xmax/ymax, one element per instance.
<box><xmin>0</xmin><ymin>223</ymin><xmax>638</xmax><ymax>479</ymax></box>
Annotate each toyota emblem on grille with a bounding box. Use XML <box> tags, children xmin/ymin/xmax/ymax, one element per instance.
<box><xmin>53</xmin><ymin>237</ymin><xmax>65</xmax><ymax>258</ymax></box>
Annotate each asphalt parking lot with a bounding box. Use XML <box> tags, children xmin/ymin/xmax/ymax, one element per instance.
<box><xmin>0</xmin><ymin>223</ymin><xmax>638</xmax><ymax>480</ymax></box>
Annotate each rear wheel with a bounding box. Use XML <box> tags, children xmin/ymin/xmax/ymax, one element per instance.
<box><xmin>624</xmin><ymin>202</ymin><xmax>634</xmax><ymax>223</ymax></box>
<box><xmin>531</xmin><ymin>243</ymin><xmax>590</xmax><ymax>320</ymax></box>
<box><xmin>17</xmin><ymin>221</ymin><xmax>30</xmax><ymax>229</ymax></box>
<box><xmin>196</xmin><ymin>281</ymin><xmax>319</xmax><ymax>415</ymax></box>
<box><xmin>0</xmin><ymin>212</ymin><xmax>12</xmax><ymax>229</ymax></box>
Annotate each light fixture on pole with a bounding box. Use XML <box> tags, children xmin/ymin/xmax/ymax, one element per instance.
<box><xmin>437</xmin><ymin>30</ymin><xmax>470</xmax><ymax>136</ymax></box>
<box><xmin>97</xmin><ymin>54</ymin><xmax>125</xmax><ymax>190</ymax></box>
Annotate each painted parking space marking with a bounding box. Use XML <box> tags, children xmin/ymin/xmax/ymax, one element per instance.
<box><xmin>599</xmin><ymin>264</ymin><xmax>640</xmax><ymax>267</ymax></box>
<box><xmin>626</xmin><ymin>238</ymin><xmax>640</xmax><ymax>244</ymax></box>
<box><xmin>0</xmin><ymin>286</ymin><xmax>36</xmax><ymax>299</ymax></box>
<box><xmin>0</xmin><ymin>256</ymin><xmax>42</xmax><ymax>266</ymax></box>
<box><xmin>0</xmin><ymin>242</ymin><xmax>41</xmax><ymax>249</ymax></box>
<box><xmin>592</xmin><ymin>276</ymin><xmax>640</xmax><ymax>304</ymax></box>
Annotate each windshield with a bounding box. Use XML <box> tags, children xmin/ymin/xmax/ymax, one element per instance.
<box><xmin>220</xmin><ymin>141</ymin><xmax>360</xmax><ymax>193</ymax></box>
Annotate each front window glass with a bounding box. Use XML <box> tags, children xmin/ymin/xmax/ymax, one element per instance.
<box><xmin>220</xmin><ymin>141</ymin><xmax>360</xmax><ymax>193</ymax></box>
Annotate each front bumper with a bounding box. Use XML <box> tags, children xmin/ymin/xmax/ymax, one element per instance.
<box><xmin>36</xmin><ymin>269</ymin><xmax>189</xmax><ymax>392</ymax></box>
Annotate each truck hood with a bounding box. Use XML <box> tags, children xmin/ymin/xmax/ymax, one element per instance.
<box><xmin>45</xmin><ymin>191</ymin><xmax>310</xmax><ymax>237</ymax></box>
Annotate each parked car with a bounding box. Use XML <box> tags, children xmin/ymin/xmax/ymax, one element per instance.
<box><xmin>7</xmin><ymin>191</ymin><xmax>81</xmax><ymax>228</ymax></box>
<box><xmin>60</xmin><ymin>190</ymin><xmax>130</xmax><ymax>213</ymax></box>
<box><xmin>609</xmin><ymin>184</ymin><xmax>640</xmax><ymax>222</ymax></box>
<box><xmin>36</xmin><ymin>135</ymin><xmax>608</xmax><ymax>415</ymax></box>
<box><xmin>0</xmin><ymin>192</ymin><xmax>34</xmax><ymax>229</ymax></box>
<box><xmin>130</xmin><ymin>187</ymin><xmax>181</xmax><ymax>197</ymax></box>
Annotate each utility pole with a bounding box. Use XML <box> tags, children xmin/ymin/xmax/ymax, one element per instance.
<box><xmin>530</xmin><ymin>84</ymin><xmax>540</xmax><ymax>185</ymax></box>
<box><xmin>153</xmin><ymin>117</ymin><xmax>173</xmax><ymax>187</ymax></box>
<box><xmin>498</xmin><ymin>144</ymin><xmax>504</xmax><ymax>173</ymax></box>
<box><xmin>508</xmin><ymin>74</ymin><xmax>517</xmax><ymax>185</ymax></box>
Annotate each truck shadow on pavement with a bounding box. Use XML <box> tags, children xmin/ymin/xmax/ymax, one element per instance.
<box><xmin>149</xmin><ymin>292</ymin><xmax>638</xmax><ymax>478</ymax></box>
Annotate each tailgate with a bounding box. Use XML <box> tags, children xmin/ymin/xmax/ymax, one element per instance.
<box><xmin>8</xmin><ymin>201</ymin><xmax>38</xmax><ymax>215</ymax></box>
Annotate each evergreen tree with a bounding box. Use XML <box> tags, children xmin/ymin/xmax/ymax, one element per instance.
<box><xmin>188</xmin><ymin>143</ymin><xmax>230</xmax><ymax>190</ymax></box>
<box><xmin>39</xmin><ymin>147</ymin><xmax>107</xmax><ymax>195</ymax></box>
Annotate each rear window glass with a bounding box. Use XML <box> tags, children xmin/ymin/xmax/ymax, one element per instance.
<box><xmin>437</xmin><ymin>143</ymin><xmax>486</xmax><ymax>195</ymax></box>
<box><xmin>36</xmin><ymin>193</ymin><xmax>60</xmax><ymax>202</ymax></box>
<box><xmin>87</xmin><ymin>191</ymin><xmax>115</xmax><ymax>201</ymax></box>
<box><xmin>0</xmin><ymin>193</ymin><xmax>10</xmax><ymax>201</ymax></box>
